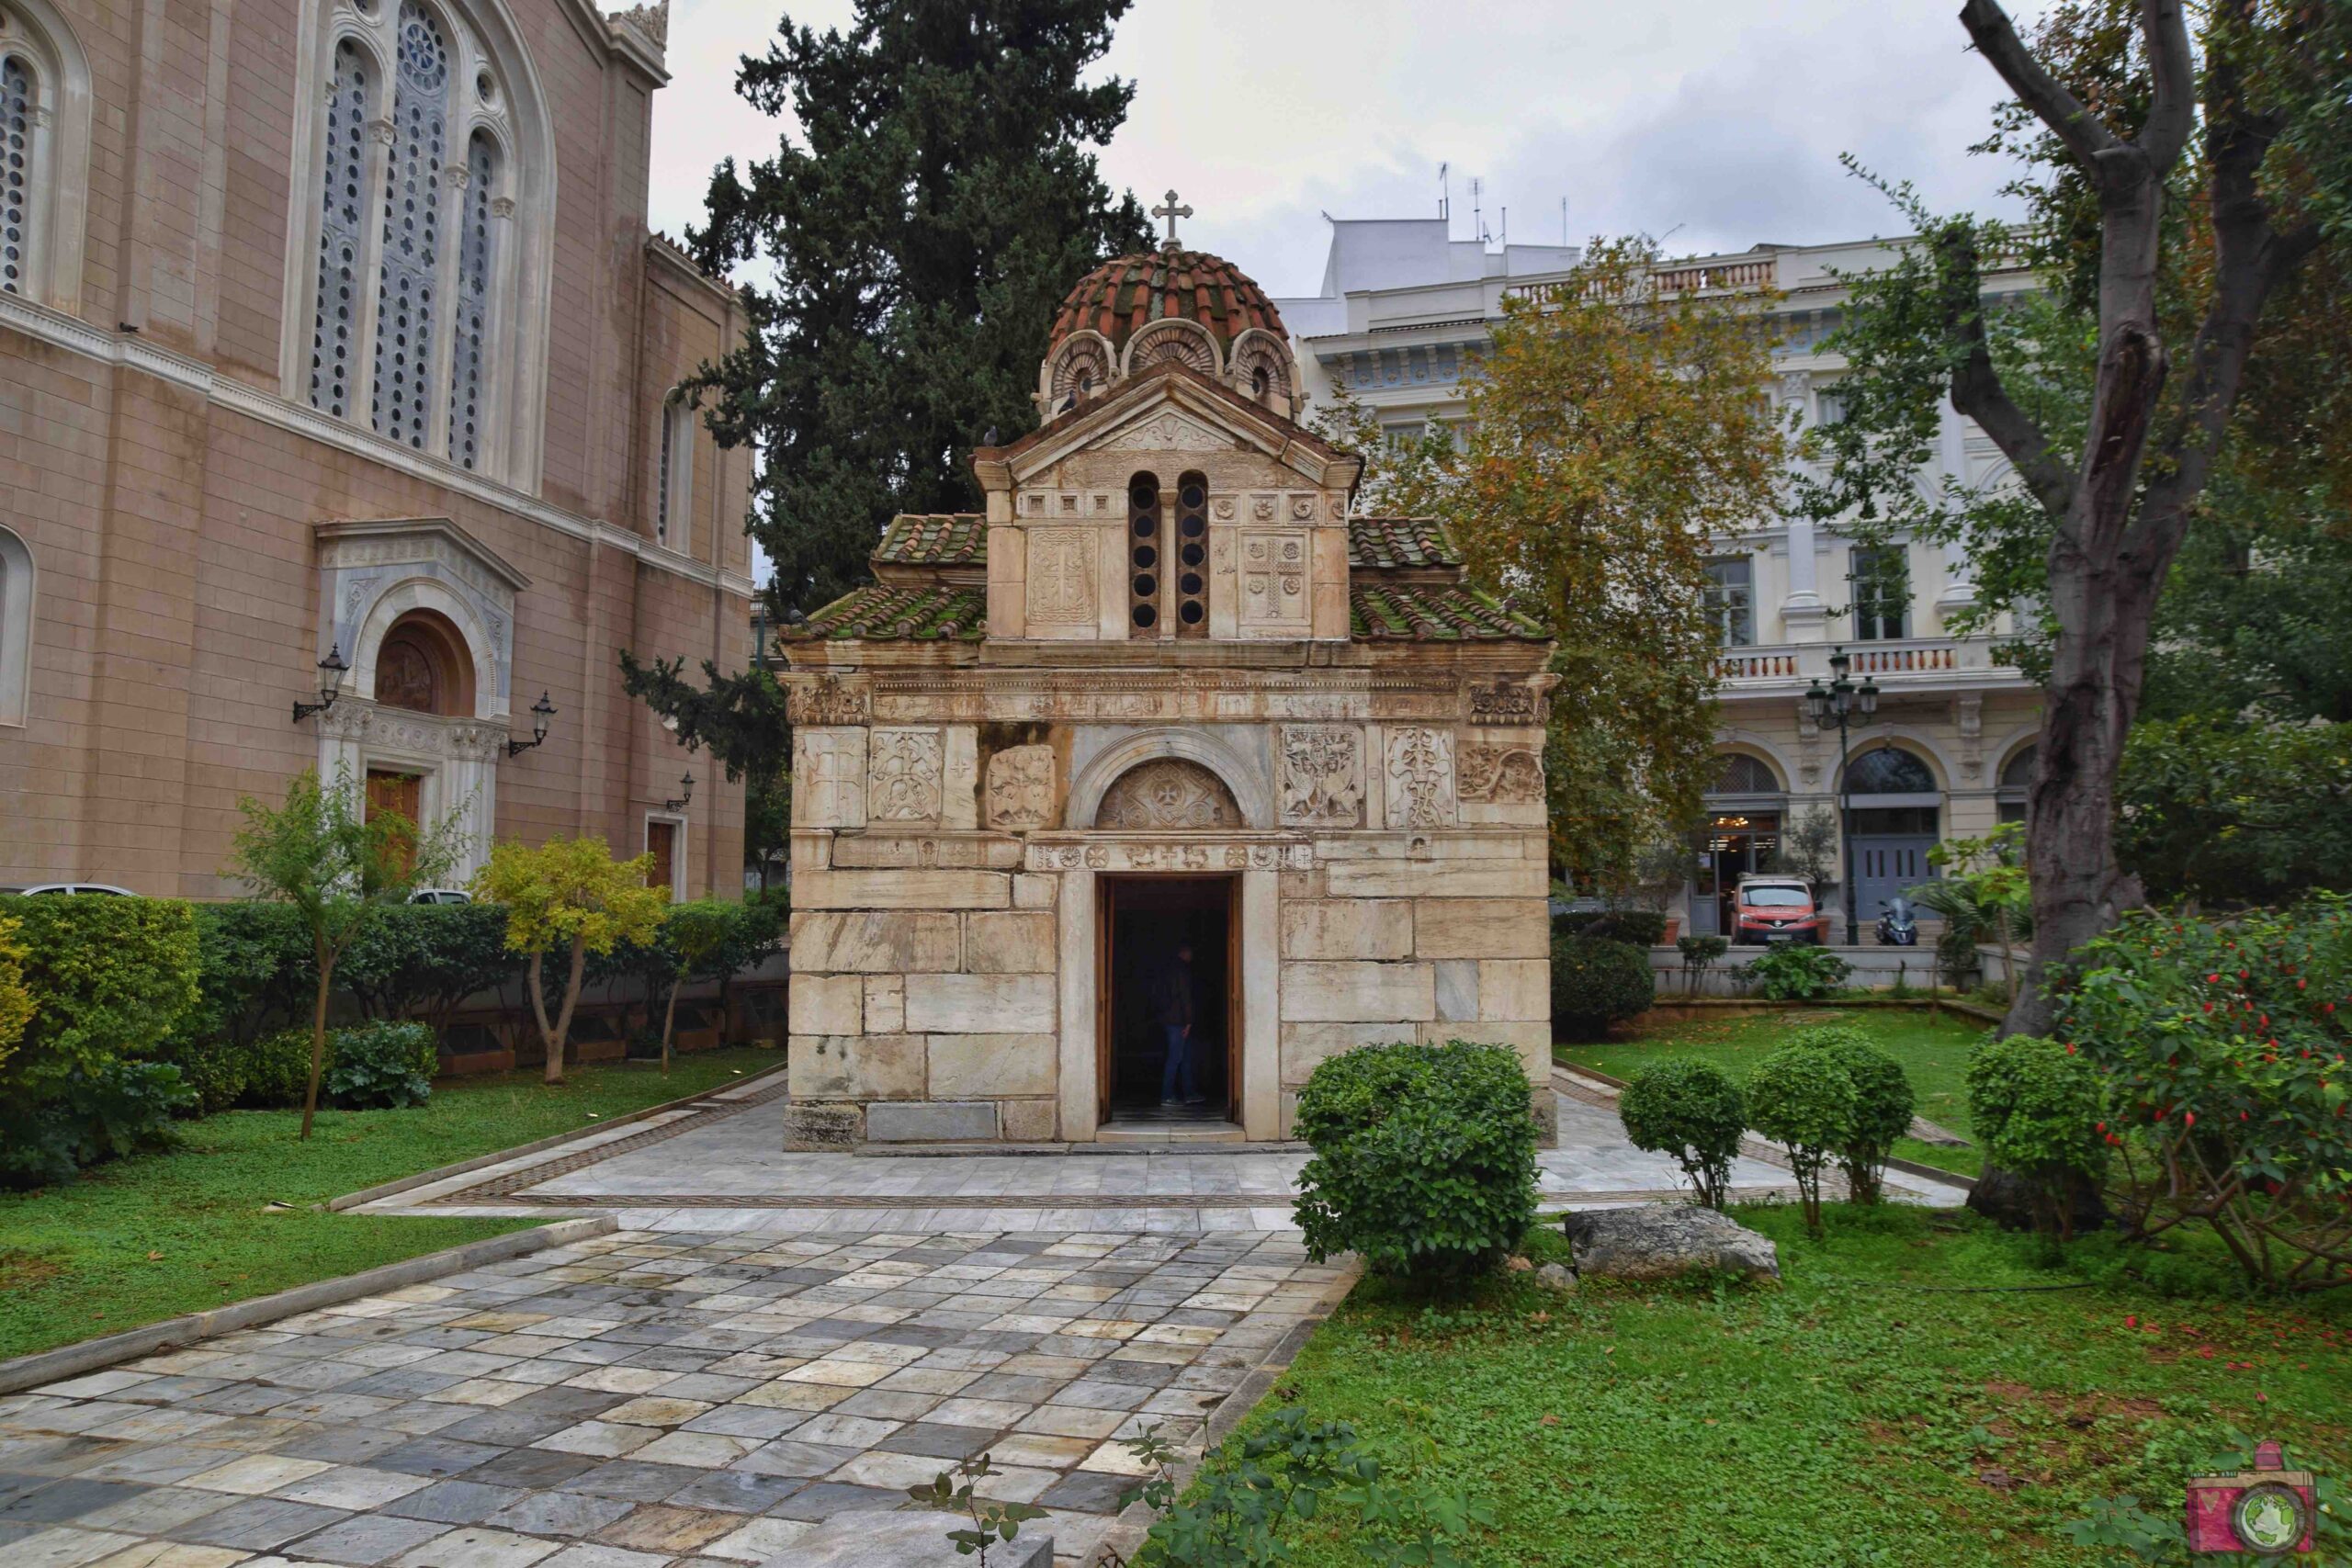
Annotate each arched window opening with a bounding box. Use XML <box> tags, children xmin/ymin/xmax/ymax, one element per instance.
<box><xmin>371</xmin><ymin>1</ymin><xmax>451</xmax><ymax>450</ymax></box>
<box><xmin>0</xmin><ymin>523</ymin><xmax>30</xmax><ymax>728</ymax></box>
<box><xmin>1</xmin><ymin>51</ymin><xmax>35</xmax><ymax>297</ymax></box>
<box><xmin>1250</xmin><ymin>365</ymin><xmax>1270</xmax><ymax>400</ymax></box>
<box><xmin>656</xmin><ymin>390</ymin><xmax>692</xmax><ymax>550</ymax></box>
<box><xmin>373</xmin><ymin>609</ymin><xmax>474</xmax><ymax>716</ymax></box>
<box><xmin>1843</xmin><ymin>745</ymin><xmax>1937</xmax><ymax>796</ymax></box>
<box><xmin>1997</xmin><ymin>742</ymin><xmax>2035</xmax><ymax>825</ymax></box>
<box><xmin>1173</xmin><ymin>469</ymin><xmax>1208</xmax><ymax>636</ymax></box>
<box><xmin>446</xmin><ymin>130</ymin><xmax>497</xmax><ymax>470</ymax></box>
<box><xmin>1712</xmin><ymin>752</ymin><xmax>1781</xmax><ymax>796</ymax></box>
<box><xmin>308</xmin><ymin>40</ymin><xmax>372</xmax><ymax>418</ymax></box>
<box><xmin>1096</xmin><ymin>759</ymin><xmax>1240</xmax><ymax>829</ymax></box>
<box><xmin>1127</xmin><ymin>470</ymin><xmax>1160</xmax><ymax>636</ymax></box>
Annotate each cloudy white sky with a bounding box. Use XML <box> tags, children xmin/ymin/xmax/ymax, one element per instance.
<box><xmin>646</xmin><ymin>0</ymin><xmax>2049</xmax><ymax>299</ymax></box>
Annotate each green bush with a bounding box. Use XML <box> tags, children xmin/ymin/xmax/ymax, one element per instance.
<box><xmin>0</xmin><ymin>895</ymin><xmax>201</xmax><ymax>1096</ymax></box>
<box><xmin>234</xmin><ymin>1028</ymin><xmax>320</xmax><ymax>1111</ymax></box>
<box><xmin>323</xmin><ymin>1020</ymin><xmax>436</xmax><ymax>1109</ymax></box>
<box><xmin>1617</xmin><ymin>1058</ymin><xmax>1746</xmax><ymax>1209</ymax></box>
<box><xmin>1791</xmin><ymin>1024</ymin><xmax>1917</xmax><ymax>1203</ymax></box>
<box><xmin>1292</xmin><ymin>1041</ymin><xmax>1540</xmax><ymax>1286</ymax></box>
<box><xmin>341</xmin><ymin>902</ymin><xmax>514</xmax><ymax>1028</ymax></box>
<box><xmin>1550</xmin><ymin>935</ymin><xmax>1654</xmax><ymax>1037</ymax></box>
<box><xmin>0</xmin><ymin>1059</ymin><xmax>196</xmax><ymax>1188</ymax></box>
<box><xmin>1745</xmin><ymin>1040</ymin><xmax>1859</xmax><ymax>1235</ymax></box>
<box><xmin>1965</xmin><ymin>1032</ymin><xmax>2109</xmax><ymax>1240</ymax></box>
<box><xmin>1743</xmin><ymin>943</ymin><xmax>1852</xmax><ymax>1001</ymax></box>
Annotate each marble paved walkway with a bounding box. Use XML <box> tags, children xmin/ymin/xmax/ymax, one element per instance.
<box><xmin>0</xmin><ymin>1227</ymin><xmax>1348</xmax><ymax>1568</ymax></box>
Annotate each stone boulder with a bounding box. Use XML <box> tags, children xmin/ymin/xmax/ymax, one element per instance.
<box><xmin>770</xmin><ymin>1509</ymin><xmax>1052</xmax><ymax>1568</ymax></box>
<box><xmin>1561</xmin><ymin>1203</ymin><xmax>1780</xmax><ymax>1282</ymax></box>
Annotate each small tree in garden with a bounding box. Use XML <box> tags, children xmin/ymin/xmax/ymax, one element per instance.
<box><xmin>2061</xmin><ymin>897</ymin><xmax>2352</xmax><ymax>1289</ymax></box>
<box><xmin>1745</xmin><ymin>1041</ymin><xmax>1859</xmax><ymax>1235</ymax></box>
<box><xmin>649</xmin><ymin>901</ymin><xmax>778</xmax><ymax>1073</ymax></box>
<box><xmin>231</xmin><ymin>768</ymin><xmax>460</xmax><ymax>1140</ymax></box>
<box><xmin>1618</xmin><ymin>1058</ymin><xmax>1746</xmax><ymax>1209</ymax></box>
<box><xmin>471</xmin><ymin>835</ymin><xmax>667</xmax><ymax>1084</ymax></box>
<box><xmin>1914</xmin><ymin>823</ymin><xmax>2031</xmax><ymax>1006</ymax></box>
<box><xmin>1966</xmin><ymin>1032</ymin><xmax>2109</xmax><ymax>1241</ymax></box>
<box><xmin>1676</xmin><ymin>934</ymin><xmax>1729</xmax><ymax>996</ymax></box>
<box><xmin>1794</xmin><ymin>1025</ymin><xmax>1917</xmax><ymax>1204</ymax></box>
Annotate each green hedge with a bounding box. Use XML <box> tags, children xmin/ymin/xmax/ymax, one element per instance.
<box><xmin>1550</xmin><ymin>935</ymin><xmax>1655</xmax><ymax>1038</ymax></box>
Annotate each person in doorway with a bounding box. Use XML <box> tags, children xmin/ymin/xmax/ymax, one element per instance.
<box><xmin>1149</xmin><ymin>942</ymin><xmax>1206</xmax><ymax>1107</ymax></box>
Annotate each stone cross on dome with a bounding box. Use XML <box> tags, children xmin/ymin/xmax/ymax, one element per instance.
<box><xmin>1152</xmin><ymin>189</ymin><xmax>1193</xmax><ymax>251</ymax></box>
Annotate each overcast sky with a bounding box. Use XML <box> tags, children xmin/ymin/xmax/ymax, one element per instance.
<box><xmin>646</xmin><ymin>0</ymin><xmax>2048</xmax><ymax>299</ymax></box>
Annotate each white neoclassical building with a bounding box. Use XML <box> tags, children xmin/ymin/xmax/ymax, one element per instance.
<box><xmin>1275</xmin><ymin>220</ymin><xmax>2044</xmax><ymax>940</ymax></box>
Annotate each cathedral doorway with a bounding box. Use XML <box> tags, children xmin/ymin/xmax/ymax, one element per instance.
<box><xmin>1099</xmin><ymin>875</ymin><xmax>1239</xmax><ymax>1127</ymax></box>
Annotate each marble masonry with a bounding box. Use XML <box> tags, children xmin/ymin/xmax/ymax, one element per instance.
<box><xmin>777</xmin><ymin>235</ymin><xmax>1556</xmax><ymax>1149</ymax></box>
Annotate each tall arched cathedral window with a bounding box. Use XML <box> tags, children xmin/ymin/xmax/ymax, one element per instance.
<box><xmin>0</xmin><ymin>0</ymin><xmax>91</xmax><ymax>312</ymax></box>
<box><xmin>295</xmin><ymin>0</ymin><xmax>546</xmax><ymax>482</ymax></box>
<box><xmin>2</xmin><ymin>52</ymin><xmax>35</xmax><ymax>297</ymax></box>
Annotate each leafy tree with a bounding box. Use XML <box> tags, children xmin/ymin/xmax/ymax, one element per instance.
<box><xmin>2115</xmin><ymin>714</ymin><xmax>2352</xmax><ymax>906</ymax></box>
<box><xmin>1796</xmin><ymin>0</ymin><xmax>2349</xmax><ymax>1033</ymax></box>
<box><xmin>616</xmin><ymin>655</ymin><xmax>791</xmax><ymax>884</ymax></box>
<box><xmin>470</xmin><ymin>836</ymin><xmax>668</xmax><ymax>1083</ymax></box>
<box><xmin>689</xmin><ymin>0</ymin><xmax>1154</xmax><ymax>616</ymax></box>
<box><xmin>1915</xmin><ymin>823</ymin><xmax>2034</xmax><ymax>1007</ymax></box>
<box><xmin>229</xmin><ymin>769</ymin><xmax>461</xmax><ymax>1139</ymax></box>
<box><xmin>0</xmin><ymin>913</ymin><xmax>34</xmax><ymax>1080</ymax></box>
<box><xmin>1745</xmin><ymin>1040</ymin><xmax>1860</xmax><ymax>1236</ymax></box>
<box><xmin>1321</xmin><ymin>239</ymin><xmax>1789</xmax><ymax>886</ymax></box>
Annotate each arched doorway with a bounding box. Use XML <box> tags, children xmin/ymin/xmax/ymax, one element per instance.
<box><xmin>360</xmin><ymin>610</ymin><xmax>481</xmax><ymax>874</ymax></box>
<box><xmin>1693</xmin><ymin>751</ymin><xmax>1788</xmax><ymax>939</ymax></box>
<box><xmin>1843</xmin><ymin>744</ymin><xmax>1941</xmax><ymax>926</ymax></box>
<box><xmin>1996</xmin><ymin>742</ymin><xmax>2034</xmax><ymax>826</ymax></box>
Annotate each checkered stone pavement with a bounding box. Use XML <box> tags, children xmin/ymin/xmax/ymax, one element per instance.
<box><xmin>0</xmin><ymin>1229</ymin><xmax>1348</xmax><ymax>1568</ymax></box>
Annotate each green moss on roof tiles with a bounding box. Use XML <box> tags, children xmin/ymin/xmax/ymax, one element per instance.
<box><xmin>1349</xmin><ymin>582</ymin><xmax>1546</xmax><ymax>641</ymax></box>
<box><xmin>1348</xmin><ymin>516</ymin><xmax>1461</xmax><ymax>569</ymax></box>
<box><xmin>876</xmin><ymin>514</ymin><xmax>987</xmax><ymax>567</ymax></box>
<box><xmin>789</xmin><ymin>582</ymin><xmax>987</xmax><ymax>642</ymax></box>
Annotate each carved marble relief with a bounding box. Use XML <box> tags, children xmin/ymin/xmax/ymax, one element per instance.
<box><xmin>1104</xmin><ymin>411</ymin><xmax>1225</xmax><ymax>450</ymax></box>
<box><xmin>1458</xmin><ymin>741</ymin><xmax>1544</xmax><ymax>804</ymax></box>
<box><xmin>1094</xmin><ymin>759</ymin><xmax>1240</xmax><ymax>829</ymax></box>
<box><xmin>1025</xmin><ymin>527</ymin><xmax>1095</xmax><ymax>627</ymax></box>
<box><xmin>1277</xmin><ymin>725</ymin><xmax>1363</xmax><ymax>827</ymax></box>
<box><xmin>787</xmin><ymin>674</ymin><xmax>870</xmax><ymax>727</ymax></box>
<box><xmin>867</xmin><ymin>728</ymin><xmax>944</xmax><ymax>822</ymax></box>
<box><xmin>1384</xmin><ymin>726</ymin><xmax>1456</xmax><ymax>829</ymax></box>
<box><xmin>1467</xmin><ymin>677</ymin><xmax>1542</xmax><ymax>725</ymax></box>
<box><xmin>1238</xmin><ymin>530</ymin><xmax>1308</xmax><ymax>630</ymax></box>
<box><xmin>985</xmin><ymin>744</ymin><xmax>1057</xmax><ymax>829</ymax></box>
<box><xmin>794</xmin><ymin>729</ymin><xmax>867</xmax><ymax>829</ymax></box>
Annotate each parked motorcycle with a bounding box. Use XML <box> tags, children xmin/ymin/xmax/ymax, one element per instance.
<box><xmin>1875</xmin><ymin>897</ymin><xmax>1918</xmax><ymax>946</ymax></box>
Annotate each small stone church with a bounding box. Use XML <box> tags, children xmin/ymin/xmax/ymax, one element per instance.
<box><xmin>778</xmin><ymin>232</ymin><xmax>1556</xmax><ymax>1149</ymax></box>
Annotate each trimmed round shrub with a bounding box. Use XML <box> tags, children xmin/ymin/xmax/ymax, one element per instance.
<box><xmin>1618</xmin><ymin>1058</ymin><xmax>1746</xmax><ymax>1209</ymax></box>
<box><xmin>0</xmin><ymin>894</ymin><xmax>200</xmax><ymax>1095</ymax></box>
<box><xmin>1551</xmin><ymin>936</ymin><xmax>1654</xmax><ymax>1038</ymax></box>
<box><xmin>1787</xmin><ymin>1025</ymin><xmax>1915</xmax><ymax>1203</ymax></box>
<box><xmin>1966</xmin><ymin>1032</ymin><xmax>2109</xmax><ymax>1239</ymax></box>
<box><xmin>324</xmin><ymin>1020</ymin><xmax>436</xmax><ymax>1109</ymax></box>
<box><xmin>1745</xmin><ymin>1041</ymin><xmax>1859</xmax><ymax>1235</ymax></box>
<box><xmin>1293</xmin><ymin>1040</ymin><xmax>1539</xmax><ymax>1286</ymax></box>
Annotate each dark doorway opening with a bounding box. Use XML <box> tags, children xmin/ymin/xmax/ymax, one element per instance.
<box><xmin>1100</xmin><ymin>875</ymin><xmax>1238</xmax><ymax>1125</ymax></box>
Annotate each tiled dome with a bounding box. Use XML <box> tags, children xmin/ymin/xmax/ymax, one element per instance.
<box><xmin>1047</xmin><ymin>249</ymin><xmax>1286</xmax><ymax>357</ymax></box>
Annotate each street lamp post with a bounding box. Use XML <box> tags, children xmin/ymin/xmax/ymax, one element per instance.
<box><xmin>1804</xmin><ymin>646</ymin><xmax>1881</xmax><ymax>947</ymax></box>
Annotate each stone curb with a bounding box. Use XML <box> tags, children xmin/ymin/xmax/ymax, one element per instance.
<box><xmin>0</xmin><ymin>1216</ymin><xmax>617</xmax><ymax>1396</ymax></box>
<box><xmin>325</xmin><ymin>1059</ymin><xmax>789</xmax><ymax>1211</ymax></box>
<box><xmin>1554</xmin><ymin>1062</ymin><xmax>1976</xmax><ymax>1196</ymax></box>
<box><xmin>1085</xmin><ymin>1260</ymin><xmax>1363</xmax><ymax>1567</ymax></box>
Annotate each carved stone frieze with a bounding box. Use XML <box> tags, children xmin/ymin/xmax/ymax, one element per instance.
<box><xmin>787</xmin><ymin>674</ymin><xmax>870</xmax><ymax>727</ymax></box>
<box><xmin>1103</xmin><ymin>410</ymin><xmax>1223</xmax><ymax>449</ymax></box>
<box><xmin>1024</xmin><ymin>527</ymin><xmax>1095</xmax><ymax>626</ymax></box>
<box><xmin>1384</xmin><ymin>726</ymin><xmax>1455</xmax><ymax>829</ymax></box>
<box><xmin>985</xmin><ymin>744</ymin><xmax>1057</xmax><ymax>829</ymax></box>
<box><xmin>1276</xmin><ymin>725</ymin><xmax>1363</xmax><ymax>827</ymax></box>
<box><xmin>1238</xmin><ymin>530</ymin><xmax>1308</xmax><ymax>629</ymax></box>
<box><xmin>1467</xmin><ymin>677</ymin><xmax>1542</xmax><ymax>725</ymax></box>
<box><xmin>867</xmin><ymin>728</ymin><xmax>944</xmax><ymax>822</ymax></box>
<box><xmin>1458</xmin><ymin>740</ymin><xmax>1544</xmax><ymax>804</ymax></box>
<box><xmin>1095</xmin><ymin>759</ymin><xmax>1240</xmax><ymax>829</ymax></box>
<box><xmin>1027</xmin><ymin>839</ymin><xmax>1310</xmax><ymax>873</ymax></box>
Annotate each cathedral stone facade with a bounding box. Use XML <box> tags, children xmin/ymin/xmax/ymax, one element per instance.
<box><xmin>779</xmin><ymin>245</ymin><xmax>1557</xmax><ymax>1149</ymax></box>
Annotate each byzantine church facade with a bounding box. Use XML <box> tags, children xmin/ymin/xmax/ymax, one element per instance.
<box><xmin>778</xmin><ymin>238</ymin><xmax>1557</xmax><ymax>1149</ymax></box>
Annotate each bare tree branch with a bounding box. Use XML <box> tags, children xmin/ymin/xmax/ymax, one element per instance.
<box><xmin>2136</xmin><ymin>0</ymin><xmax>2198</xmax><ymax>171</ymax></box>
<box><xmin>1960</xmin><ymin>0</ymin><xmax>2125</xmax><ymax>168</ymax></box>
<box><xmin>1933</xmin><ymin>225</ymin><xmax>2075</xmax><ymax>515</ymax></box>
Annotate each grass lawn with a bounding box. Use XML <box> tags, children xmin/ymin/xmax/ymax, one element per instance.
<box><xmin>1558</xmin><ymin>1004</ymin><xmax>1992</xmax><ymax>1176</ymax></box>
<box><xmin>1238</xmin><ymin>1206</ymin><xmax>2352</xmax><ymax>1566</ymax></box>
<box><xmin>0</xmin><ymin>1046</ymin><xmax>777</xmax><ymax>1362</ymax></box>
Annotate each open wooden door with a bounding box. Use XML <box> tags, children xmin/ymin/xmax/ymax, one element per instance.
<box><xmin>1095</xmin><ymin>874</ymin><xmax>1114</xmax><ymax>1124</ymax></box>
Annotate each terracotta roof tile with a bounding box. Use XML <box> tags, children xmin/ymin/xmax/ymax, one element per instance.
<box><xmin>1348</xmin><ymin>516</ymin><xmax>1461</xmax><ymax>570</ymax></box>
<box><xmin>876</xmin><ymin>514</ymin><xmax>987</xmax><ymax>568</ymax></box>
<box><xmin>1048</xmin><ymin>249</ymin><xmax>1285</xmax><ymax>357</ymax></box>
<box><xmin>1349</xmin><ymin>582</ymin><xmax>1547</xmax><ymax>641</ymax></box>
<box><xmin>787</xmin><ymin>582</ymin><xmax>987</xmax><ymax>642</ymax></box>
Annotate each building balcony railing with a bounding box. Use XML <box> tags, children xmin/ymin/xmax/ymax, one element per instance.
<box><xmin>1714</xmin><ymin>637</ymin><xmax>2021</xmax><ymax>689</ymax></box>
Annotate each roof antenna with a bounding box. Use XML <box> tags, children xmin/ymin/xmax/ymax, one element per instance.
<box><xmin>1471</xmin><ymin>177</ymin><xmax>1486</xmax><ymax>245</ymax></box>
<box><xmin>1562</xmin><ymin>197</ymin><xmax>1568</xmax><ymax>245</ymax></box>
<box><xmin>1439</xmin><ymin>162</ymin><xmax>1450</xmax><ymax>223</ymax></box>
<box><xmin>1500</xmin><ymin>206</ymin><xmax>1508</xmax><ymax>249</ymax></box>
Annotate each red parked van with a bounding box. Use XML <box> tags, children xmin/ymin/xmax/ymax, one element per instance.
<box><xmin>1733</xmin><ymin>877</ymin><xmax>1828</xmax><ymax>945</ymax></box>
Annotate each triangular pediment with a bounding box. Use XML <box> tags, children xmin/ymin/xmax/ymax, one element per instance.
<box><xmin>989</xmin><ymin>364</ymin><xmax>1358</xmax><ymax>492</ymax></box>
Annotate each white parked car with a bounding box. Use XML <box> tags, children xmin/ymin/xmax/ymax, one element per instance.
<box><xmin>407</xmin><ymin>888</ymin><xmax>474</xmax><ymax>905</ymax></box>
<box><xmin>1</xmin><ymin>883</ymin><xmax>138</xmax><ymax>897</ymax></box>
